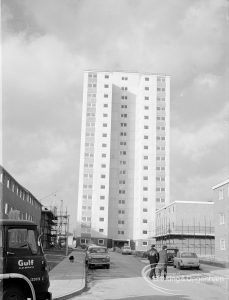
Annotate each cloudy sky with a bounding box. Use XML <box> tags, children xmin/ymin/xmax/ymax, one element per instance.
<box><xmin>1</xmin><ymin>0</ymin><xmax>228</xmax><ymax>230</ymax></box>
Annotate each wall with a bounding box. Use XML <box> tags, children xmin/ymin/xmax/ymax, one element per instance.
<box><xmin>213</xmin><ymin>180</ymin><xmax>229</xmax><ymax>262</ymax></box>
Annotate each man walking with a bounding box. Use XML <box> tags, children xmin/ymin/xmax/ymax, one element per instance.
<box><xmin>158</xmin><ymin>245</ymin><xmax>168</xmax><ymax>280</ymax></box>
<box><xmin>147</xmin><ymin>244</ymin><xmax>159</xmax><ymax>279</ymax></box>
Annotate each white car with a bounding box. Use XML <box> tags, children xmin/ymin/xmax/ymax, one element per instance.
<box><xmin>121</xmin><ymin>245</ymin><xmax>132</xmax><ymax>255</ymax></box>
<box><xmin>173</xmin><ymin>251</ymin><xmax>200</xmax><ymax>270</ymax></box>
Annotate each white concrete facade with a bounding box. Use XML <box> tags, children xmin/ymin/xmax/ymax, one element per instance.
<box><xmin>77</xmin><ymin>71</ymin><xmax>170</xmax><ymax>250</ymax></box>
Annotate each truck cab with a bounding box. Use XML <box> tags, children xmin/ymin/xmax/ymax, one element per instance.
<box><xmin>0</xmin><ymin>219</ymin><xmax>52</xmax><ymax>300</ymax></box>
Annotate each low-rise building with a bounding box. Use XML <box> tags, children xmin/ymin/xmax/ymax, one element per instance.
<box><xmin>0</xmin><ymin>165</ymin><xmax>42</xmax><ymax>227</ymax></box>
<box><xmin>155</xmin><ymin>201</ymin><xmax>214</xmax><ymax>256</ymax></box>
<box><xmin>212</xmin><ymin>179</ymin><xmax>229</xmax><ymax>263</ymax></box>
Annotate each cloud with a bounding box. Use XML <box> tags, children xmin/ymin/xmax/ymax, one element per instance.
<box><xmin>195</xmin><ymin>73</ymin><xmax>220</xmax><ymax>89</ymax></box>
<box><xmin>171</xmin><ymin>102</ymin><xmax>229</xmax><ymax>202</ymax></box>
<box><xmin>2</xmin><ymin>33</ymin><xmax>84</xmax><ymax>133</ymax></box>
<box><xmin>171</xmin><ymin>170</ymin><xmax>229</xmax><ymax>203</ymax></box>
<box><xmin>2</xmin><ymin>31</ymin><xmax>83</xmax><ymax>224</ymax></box>
<box><xmin>2</xmin><ymin>0</ymin><xmax>228</xmax><ymax>229</ymax></box>
<box><xmin>172</xmin><ymin>105</ymin><xmax>228</xmax><ymax>162</ymax></box>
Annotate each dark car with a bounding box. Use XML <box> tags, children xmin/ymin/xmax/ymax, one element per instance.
<box><xmin>85</xmin><ymin>245</ymin><xmax>110</xmax><ymax>269</ymax></box>
<box><xmin>167</xmin><ymin>247</ymin><xmax>179</xmax><ymax>265</ymax></box>
<box><xmin>80</xmin><ymin>244</ymin><xmax>87</xmax><ymax>250</ymax></box>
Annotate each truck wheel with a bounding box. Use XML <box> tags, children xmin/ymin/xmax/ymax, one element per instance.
<box><xmin>3</xmin><ymin>287</ymin><xmax>26</xmax><ymax>300</ymax></box>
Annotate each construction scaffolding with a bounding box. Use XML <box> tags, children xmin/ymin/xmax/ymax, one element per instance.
<box><xmin>56</xmin><ymin>200</ymin><xmax>69</xmax><ymax>248</ymax></box>
<box><xmin>41</xmin><ymin>200</ymin><xmax>69</xmax><ymax>250</ymax></box>
<box><xmin>40</xmin><ymin>206</ymin><xmax>58</xmax><ymax>249</ymax></box>
<box><xmin>155</xmin><ymin>221</ymin><xmax>215</xmax><ymax>257</ymax></box>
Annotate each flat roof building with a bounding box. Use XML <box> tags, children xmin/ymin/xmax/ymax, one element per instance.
<box><xmin>0</xmin><ymin>165</ymin><xmax>42</xmax><ymax>227</ymax></box>
<box><xmin>155</xmin><ymin>201</ymin><xmax>214</xmax><ymax>256</ymax></box>
<box><xmin>212</xmin><ymin>179</ymin><xmax>229</xmax><ymax>263</ymax></box>
<box><xmin>76</xmin><ymin>71</ymin><xmax>170</xmax><ymax>251</ymax></box>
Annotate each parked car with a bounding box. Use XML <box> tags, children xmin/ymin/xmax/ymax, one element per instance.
<box><xmin>167</xmin><ymin>247</ymin><xmax>179</xmax><ymax>265</ymax></box>
<box><xmin>173</xmin><ymin>251</ymin><xmax>200</xmax><ymax>269</ymax></box>
<box><xmin>121</xmin><ymin>245</ymin><xmax>132</xmax><ymax>255</ymax></box>
<box><xmin>80</xmin><ymin>244</ymin><xmax>87</xmax><ymax>250</ymax></box>
<box><xmin>85</xmin><ymin>245</ymin><xmax>110</xmax><ymax>269</ymax></box>
<box><xmin>85</xmin><ymin>243</ymin><xmax>97</xmax><ymax>251</ymax></box>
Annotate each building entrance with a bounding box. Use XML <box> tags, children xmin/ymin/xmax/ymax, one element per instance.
<box><xmin>113</xmin><ymin>240</ymin><xmax>129</xmax><ymax>248</ymax></box>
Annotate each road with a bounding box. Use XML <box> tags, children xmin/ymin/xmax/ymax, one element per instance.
<box><xmin>72</xmin><ymin>251</ymin><xmax>229</xmax><ymax>300</ymax></box>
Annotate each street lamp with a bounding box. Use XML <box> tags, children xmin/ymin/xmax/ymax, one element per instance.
<box><xmin>39</xmin><ymin>191</ymin><xmax>57</xmax><ymax>202</ymax></box>
<box><xmin>65</xmin><ymin>214</ymin><xmax>70</xmax><ymax>256</ymax></box>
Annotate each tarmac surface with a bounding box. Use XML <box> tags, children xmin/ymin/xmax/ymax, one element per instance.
<box><xmin>48</xmin><ymin>249</ymin><xmax>229</xmax><ymax>299</ymax></box>
<box><xmin>49</xmin><ymin>249</ymin><xmax>86</xmax><ymax>300</ymax></box>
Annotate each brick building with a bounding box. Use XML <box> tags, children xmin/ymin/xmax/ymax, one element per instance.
<box><xmin>0</xmin><ymin>165</ymin><xmax>42</xmax><ymax>227</ymax></box>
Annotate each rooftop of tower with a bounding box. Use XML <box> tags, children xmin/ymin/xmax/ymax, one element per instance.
<box><xmin>85</xmin><ymin>70</ymin><xmax>171</xmax><ymax>77</ymax></box>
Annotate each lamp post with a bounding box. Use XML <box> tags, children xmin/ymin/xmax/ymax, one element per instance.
<box><xmin>65</xmin><ymin>214</ymin><xmax>70</xmax><ymax>256</ymax></box>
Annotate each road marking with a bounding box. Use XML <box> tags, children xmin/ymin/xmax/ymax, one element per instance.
<box><xmin>141</xmin><ymin>264</ymin><xmax>182</xmax><ymax>295</ymax></box>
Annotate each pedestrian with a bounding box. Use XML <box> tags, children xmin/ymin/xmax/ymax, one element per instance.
<box><xmin>147</xmin><ymin>244</ymin><xmax>159</xmax><ymax>279</ymax></box>
<box><xmin>157</xmin><ymin>245</ymin><xmax>168</xmax><ymax>280</ymax></box>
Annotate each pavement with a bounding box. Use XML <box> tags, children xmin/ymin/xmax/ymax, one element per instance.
<box><xmin>208</xmin><ymin>268</ymin><xmax>229</xmax><ymax>291</ymax></box>
<box><xmin>49</xmin><ymin>249</ymin><xmax>86</xmax><ymax>300</ymax></box>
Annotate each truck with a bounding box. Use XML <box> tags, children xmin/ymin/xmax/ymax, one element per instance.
<box><xmin>0</xmin><ymin>219</ymin><xmax>52</xmax><ymax>300</ymax></box>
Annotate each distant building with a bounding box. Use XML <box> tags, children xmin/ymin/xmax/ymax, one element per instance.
<box><xmin>40</xmin><ymin>207</ymin><xmax>58</xmax><ymax>249</ymax></box>
<box><xmin>155</xmin><ymin>201</ymin><xmax>214</xmax><ymax>256</ymax></box>
<box><xmin>77</xmin><ymin>71</ymin><xmax>170</xmax><ymax>251</ymax></box>
<box><xmin>212</xmin><ymin>179</ymin><xmax>229</xmax><ymax>263</ymax></box>
<box><xmin>0</xmin><ymin>165</ymin><xmax>42</xmax><ymax>227</ymax></box>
